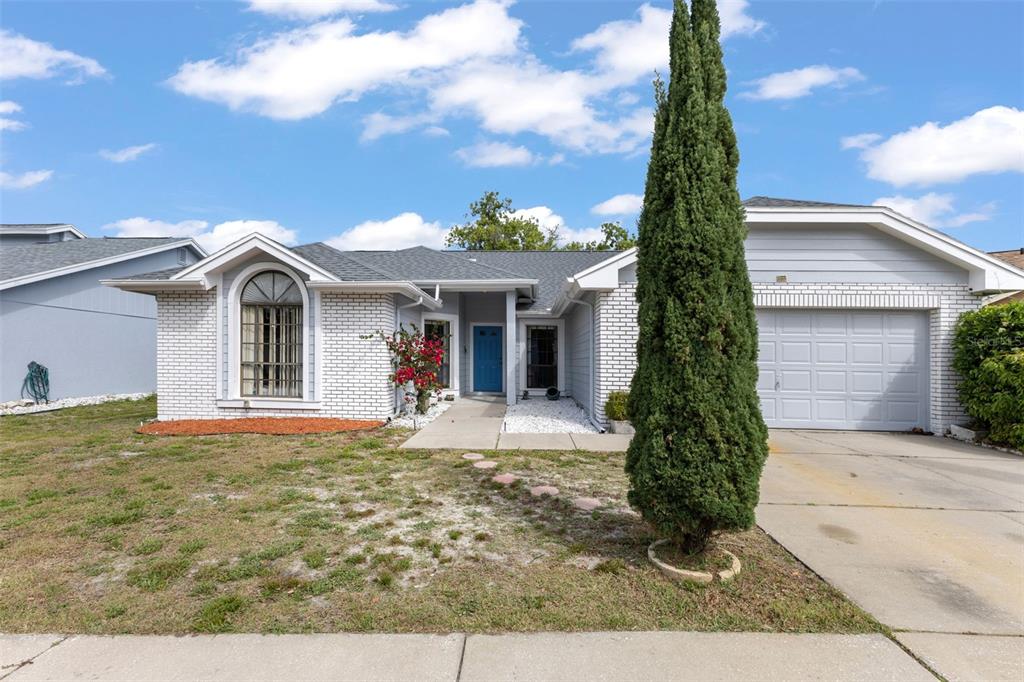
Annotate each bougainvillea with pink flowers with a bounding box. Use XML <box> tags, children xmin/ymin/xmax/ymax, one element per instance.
<box><xmin>372</xmin><ymin>326</ymin><xmax>446</xmax><ymax>414</ymax></box>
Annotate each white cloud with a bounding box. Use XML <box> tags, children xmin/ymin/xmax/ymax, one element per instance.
<box><xmin>0</xmin><ymin>118</ymin><xmax>27</xmax><ymax>132</ymax></box>
<box><xmin>571</xmin><ymin>1</ymin><xmax>764</xmax><ymax>87</ymax></box>
<box><xmin>0</xmin><ymin>169</ymin><xmax>53</xmax><ymax>189</ymax></box>
<box><xmin>360</xmin><ymin>112</ymin><xmax>440</xmax><ymax>142</ymax></box>
<box><xmin>455</xmin><ymin>141</ymin><xmax>538</xmax><ymax>167</ymax></box>
<box><xmin>740</xmin><ymin>65</ymin><xmax>864</xmax><ymax>101</ymax></box>
<box><xmin>99</xmin><ymin>143</ymin><xmax>158</xmax><ymax>163</ymax></box>
<box><xmin>855</xmin><ymin>106</ymin><xmax>1024</xmax><ymax>186</ymax></box>
<box><xmin>0</xmin><ymin>29</ymin><xmax>106</xmax><ymax>82</ymax></box>
<box><xmin>247</xmin><ymin>0</ymin><xmax>396</xmax><ymax>19</ymax></box>
<box><xmin>873</xmin><ymin>192</ymin><xmax>995</xmax><ymax>228</ymax></box>
<box><xmin>0</xmin><ymin>100</ymin><xmax>21</xmax><ymax>114</ymax></box>
<box><xmin>326</xmin><ymin>212</ymin><xmax>448</xmax><ymax>250</ymax></box>
<box><xmin>591</xmin><ymin>193</ymin><xmax>643</xmax><ymax>215</ymax></box>
<box><xmin>0</xmin><ymin>101</ymin><xmax>26</xmax><ymax>131</ymax></box>
<box><xmin>432</xmin><ymin>60</ymin><xmax>654</xmax><ymax>154</ymax></box>
<box><xmin>103</xmin><ymin>217</ymin><xmax>297</xmax><ymax>251</ymax></box>
<box><xmin>512</xmin><ymin>205</ymin><xmax>605</xmax><ymax>246</ymax></box>
<box><xmin>168</xmin><ymin>0</ymin><xmax>522</xmax><ymax>120</ymax></box>
<box><xmin>840</xmin><ymin>132</ymin><xmax>881</xmax><ymax>150</ymax></box>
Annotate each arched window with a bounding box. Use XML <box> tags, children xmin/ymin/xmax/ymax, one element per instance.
<box><xmin>239</xmin><ymin>271</ymin><xmax>303</xmax><ymax>397</ymax></box>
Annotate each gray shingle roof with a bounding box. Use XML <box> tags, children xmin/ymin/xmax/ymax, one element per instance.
<box><xmin>119</xmin><ymin>267</ymin><xmax>188</xmax><ymax>281</ymax></box>
<box><xmin>290</xmin><ymin>243</ymin><xmax>395</xmax><ymax>281</ymax></box>
<box><xmin>0</xmin><ymin>238</ymin><xmax>190</xmax><ymax>283</ymax></box>
<box><xmin>450</xmin><ymin>250</ymin><xmax>622</xmax><ymax>311</ymax></box>
<box><xmin>742</xmin><ymin>196</ymin><xmax>872</xmax><ymax>208</ymax></box>
<box><xmin>341</xmin><ymin>246</ymin><xmax>530</xmax><ymax>281</ymax></box>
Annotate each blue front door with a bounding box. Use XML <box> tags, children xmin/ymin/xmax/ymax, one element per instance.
<box><xmin>473</xmin><ymin>326</ymin><xmax>503</xmax><ymax>392</ymax></box>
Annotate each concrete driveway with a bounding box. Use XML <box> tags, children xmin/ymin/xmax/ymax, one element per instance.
<box><xmin>759</xmin><ymin>430</ymin><xmax>1024</xmax><ymax>681</ymax></box>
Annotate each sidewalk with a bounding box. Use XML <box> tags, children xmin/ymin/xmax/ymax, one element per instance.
<box><xmin>1</xmin><ymin>631</ymin><xmax>934</xmax><ymax>681</ymax></box>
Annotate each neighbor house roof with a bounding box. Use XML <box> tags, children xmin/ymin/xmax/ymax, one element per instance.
<box><xmin>742</xmin><ymin>196</ymin><xmax>873</xmax><ymax>209</ymax></box>
<box><xmin>990</xmin><ymin>248</ymin><xmax>1024</xmax><ymax>270</ymax></box>
<box><xmin>0</xmin><ymin>223</ymin><xmax>86</xmax><ymax>240</ymax></box>
<box><xmin>0</xmin><ymin>237</ymin><xmax>203</xmax><ymax>291</ymax></box>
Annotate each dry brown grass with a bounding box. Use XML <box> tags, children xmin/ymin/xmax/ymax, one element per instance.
<box><xmin>0</xmin><ymin>397</ymin><xmax>881</xmax><ymax>635</ymax></box>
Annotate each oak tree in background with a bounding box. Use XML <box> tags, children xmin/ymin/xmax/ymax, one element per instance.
<box><xmin>562</xmin><ymin>222</ymin><xmax>638</xmax><ymax>251</ymax></box>
<box><xmin>625</xmin><ymin>0</ymin><xmax>768</xmax><ymax>555</ymax></box>
<box><xmin>445</xmin><ymin>191</ymin><xmax>559</xmax><ymax>250</ymax></box>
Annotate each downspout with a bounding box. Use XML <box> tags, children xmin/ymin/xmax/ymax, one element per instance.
<box><xmin>566</xmin><ymin>293</ymin><xmax>605</xmax><ymax>434</ymax></box>
<box><xmin>393</xmin><ymin>295</ymin><xmax>425</xmax><ymax>416</ymax></box>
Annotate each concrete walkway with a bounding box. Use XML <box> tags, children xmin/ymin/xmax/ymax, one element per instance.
<box><xmin>1</xmin><ymin>632</ymin><xmax>933</xmax><ymax>681</ymax></box>
<box><xmin>400</xmin><ymin>396</ymin><xmax>631</xmax><ymax>452</ymax></box>
<box><xmin>759</xmin><ymin>429</ymin><xmax>1024</xmax><ymax>682</ymax></box>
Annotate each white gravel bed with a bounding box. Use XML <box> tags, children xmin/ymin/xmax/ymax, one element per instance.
<box><xmin>386</xmin><ymin>400</ymin><xmax>452</xmax><ymax>430</ymax></box>
<box><xmin>0</xmin><ymin>393</ymin><xmax>151</xmax><ymax>416</ymax></box>
<box><xmin>503</xmin><ymin>398</ymin><xmax>598</xmax><ymax>433</ymax></box>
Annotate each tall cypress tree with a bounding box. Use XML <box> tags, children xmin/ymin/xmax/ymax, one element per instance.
<box><xmin>625</xmin><ymin>0</ymin><xmax>767</xmax><ymax>555</ymax></box>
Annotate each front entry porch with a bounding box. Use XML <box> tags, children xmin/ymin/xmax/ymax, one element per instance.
<box><xmin>399</xmin><ymin>396</ymin><xmax>631</xmax><ymax>452</ymax></box>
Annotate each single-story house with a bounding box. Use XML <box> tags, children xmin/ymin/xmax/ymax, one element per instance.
<box><xmin>105</xmin><ymin>197</ymin><xmax>1024</xmax><ymax>434</ymax></box>
<box><xmin>0</xmin><ymin>224</ymin><xmax>205</xmax><ymax>402</ymax></box>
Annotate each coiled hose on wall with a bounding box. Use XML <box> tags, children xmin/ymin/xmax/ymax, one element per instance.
<box><xmin>21</xmin><ymin>361</ymin><xmax>49</xmax><ymax>404</ymax></box>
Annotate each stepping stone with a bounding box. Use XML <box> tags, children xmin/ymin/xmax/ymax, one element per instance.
<box><xmin>529</xmin><ymin>485</ymin><xmax>559</xmax><ymax>498</ymax></box>
<box><xmin>572</xmin><ymin>497</ymin><xmax>601</xmax><ymax>511</ymax></box>
<box><xmin>462</xmin><ymin>453</ymin><xmax>484</xmax><ymax>460</ymax></box>
<box><xmin>473</xmin><ymin>460</ymin><xmax>498</xmax><ymax>469</ymax></box>
<box><xmin>492</xmin><ymin>473</ymin><xmax>518</xmax><ymax>485</ymax></box>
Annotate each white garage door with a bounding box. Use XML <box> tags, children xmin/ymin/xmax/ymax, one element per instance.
<box><xmin>756</xmin><ymin>309</ymin><xmax>929</xmax><ymax>431</ymax></box>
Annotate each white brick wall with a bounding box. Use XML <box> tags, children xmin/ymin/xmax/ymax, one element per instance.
<box><xmin>593</xmin><ymin>282</ymin><xmax>639</xmax><ymax>425</ymax></box>
<box><xmin>591</xmin><ymin>281</ymin><xmax>981</xmax><ymax>434</ymax></box>
<box><xmin>155</xmin><ymin>290</ymin><xmax>395</xmax><ymax>421</ymax></box>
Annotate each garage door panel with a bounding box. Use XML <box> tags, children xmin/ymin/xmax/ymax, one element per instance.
<box><xmin>852</xmin><ymin>313</ymin><xmax>884</xmax><ymax>335</ymax></box>
<box><xmin>888</xmin><ymin>343</ymin><xmax>917</xmax><ymax>364</ymax></box>
<box><xmin>851</xmin><ymin>372</ymin><xmax>883</xmax><ymax>394</ymax></box>
<box><xmin>757</xmin><ymin>309</ymin><xmax>928</xmax><ymax>431</ymax></box>
<box><xmin>851</xmin><ymin>400</ymin><xmax>884</xmax><ymax>423</ymax></box>
<box><xmin>816</xmin><ymin>342</ymin><xmax>847</xmax><ymax>363</ymax></box>
<box><xmin>816</xmin><ymin>371</ymin><xmax>846</xmax><ymax>392</ymax></box>
<box><xmin>816</xmin><ymin>400</ymin><xmax>847</xmax><ymax>421</ymax></box>
<box><xmin>780</xmin><ymin>313</ymin><xmax>811</xmax><ymax>334</ymax></box>
<box><xmin>781</xmin><ymin>342</ymin><xmax>811</xmax><ymax>363</ymax></box>
<box><xmin>781</xmin><ymin>370</ymin><xmax>811</xmax><ymax>391</ymax></box>
<box><xmin>781</xmin><ymin>399</ymin><xmax>812</xmax><ymax>421</ymax></box>
<box><xmin>889</xmin><ymin>371</ymin><xmax>920</xmax><ymax>393</ymax></box>
<box><xmin>888</xmin><ymin>401</ymin><xmax>920</xmax><ymax>422</ymax></box>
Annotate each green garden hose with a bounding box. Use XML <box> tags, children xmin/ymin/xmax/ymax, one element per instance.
<box><xmin>21</xmin><ymin>361</ymin><xmax>49</xmax><ymax>404</ymax></box>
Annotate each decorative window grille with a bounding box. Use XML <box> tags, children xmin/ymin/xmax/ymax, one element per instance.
<box><xmin>239</xmin><ymin>271</ymin><xmax>303</xmax><ymax>398</ymax></box>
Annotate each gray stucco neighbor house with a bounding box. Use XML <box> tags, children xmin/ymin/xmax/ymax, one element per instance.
<box><xmin>0</xmin><ymin>224</ymin><xmax>205</xmax><ymax>402</ymax></box>
<box><xmin>105</xmin><ymin>198</ymin><xmax>1024</xmax><ymax>434</ymax></box>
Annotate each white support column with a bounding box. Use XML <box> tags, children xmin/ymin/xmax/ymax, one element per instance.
<box><xmin>505</xmin><ymin>290</ymin><xmax>516</xmax><ymax>406</ymax></box>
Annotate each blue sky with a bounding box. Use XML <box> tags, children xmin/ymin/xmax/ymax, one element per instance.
<box><xmin>1</xmin><ymin>0</ymin><xmax>1021</xmax><ymax>253</ymax></box>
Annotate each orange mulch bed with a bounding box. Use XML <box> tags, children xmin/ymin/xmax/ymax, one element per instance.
<box><xmin>137</xmin><ymin>417</ymin><xmax>383</xmax><ymax>436</ymax></box>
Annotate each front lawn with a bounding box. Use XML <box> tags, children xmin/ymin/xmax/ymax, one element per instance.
<box><xmin>0</xmin><ymin>398</ymin><xmax>879</xmax><ymax>634</ymax></box>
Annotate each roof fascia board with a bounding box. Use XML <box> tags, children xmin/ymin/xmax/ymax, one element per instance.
<box><xmin>569</xmin><ymin>248</ymin><xmax>638</xmax><ymax>292</ymax></box>
<box><xmin>171</xmin><ymin>234</ymin><xmax>336</xmax><ymax>284</ymax></box>
<box><xmin>0</xmin><ymin>239</ymin><xmax>202</xmax><ymax>292</ymax></box>
<box><xmin>306</xmin><ymin>281</ymin><xmax>442</xmax><ymax>309</ymax></box>
<box><xmin>745</xmin><ymin>208</ymin><xmax>1024</xmax><ymax>292</ymax></box>
<box><xmin>101</xmin><ymin>279</ymin><xmax>206</xmax><ymax>294</ymax></box>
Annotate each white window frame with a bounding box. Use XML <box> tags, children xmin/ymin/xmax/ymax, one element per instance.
<box><xmin>420</xmin><ymin>312</ymin><xmax>460</xmax><ymax>396</ymax></box>
<box><xmin>517</xmin><ymin>318</ymin><xmax>565</xmax><ymax>395</ymax></box>
<box><xmin>469</xmin><ymin>321</ymin><xmax>505</xmax><ymax>394</ymax></box>
<box><xmin>221</xmin><ymin>262</ymin><xmax>317</xmax><ymax>409</ymax></box>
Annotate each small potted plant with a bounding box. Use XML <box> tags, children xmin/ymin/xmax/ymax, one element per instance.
<box><xmin>605</xmin><ymin>391</ymin><xmax>633</xmax><ymax>434</ymax></box>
